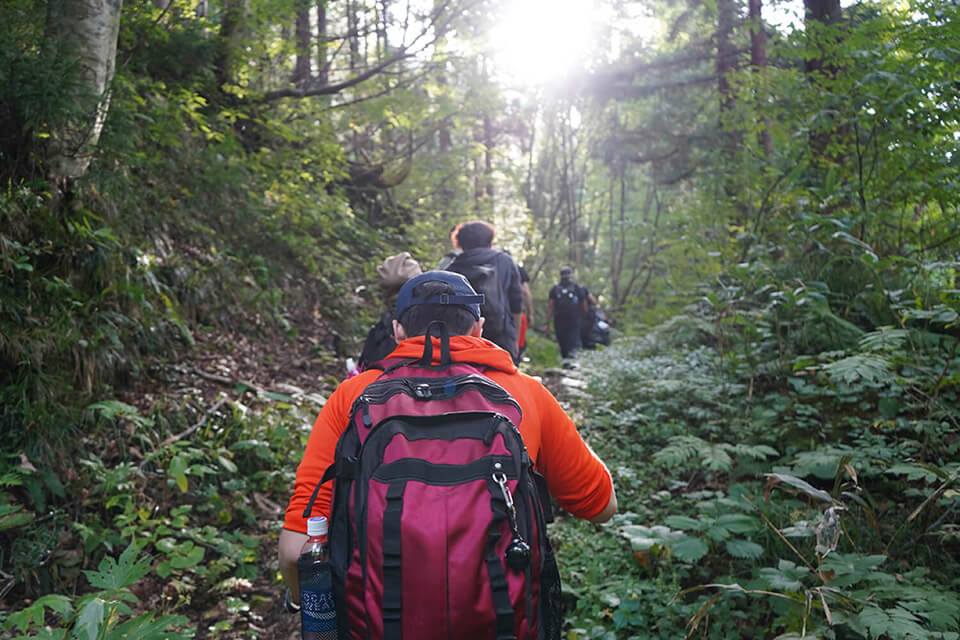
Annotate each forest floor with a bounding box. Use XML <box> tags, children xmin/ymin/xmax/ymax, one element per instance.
<box><xmin>115</xmin><ymin>309</ymin><xmax>339</xmax><ymax>640</ymax></box>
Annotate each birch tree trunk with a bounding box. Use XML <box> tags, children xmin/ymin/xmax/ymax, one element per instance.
<box><xmin>44</xmin><ymin>0</ymin><xmax>123</xmax><ymax>180</ymax></box>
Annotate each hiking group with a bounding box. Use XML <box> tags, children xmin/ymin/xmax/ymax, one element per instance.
<box><xmin>279</xmin><ymin>220</ymin><xmax>617</xmax><ymax>640</ymax></box>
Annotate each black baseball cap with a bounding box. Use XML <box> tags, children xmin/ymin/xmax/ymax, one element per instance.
<box><xmin>395</xmin><ymin>271</ymin><xmax>485</xmax><ymax>320</ymax></box>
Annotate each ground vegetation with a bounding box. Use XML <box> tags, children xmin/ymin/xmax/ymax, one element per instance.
<box><xmin>1</xmin><ymin>0</ymin><xmax>958</xmax><ymax>637</ymax></box>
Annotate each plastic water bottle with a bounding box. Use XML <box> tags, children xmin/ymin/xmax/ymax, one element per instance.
<box><xmin>298</xmin><ymin>516</ymin><xmax>337</xmax><ymax>639</ymax></box>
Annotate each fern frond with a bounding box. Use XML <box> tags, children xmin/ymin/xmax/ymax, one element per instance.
<box><xmin>824</xmin><ymin>354</ymin><xmax>893</xmax><ymax>385</ymax></box>
<box><xmin>858</xmin><ymin>327</ymin><xmax>909</xmax><ymax>353</ymax></box>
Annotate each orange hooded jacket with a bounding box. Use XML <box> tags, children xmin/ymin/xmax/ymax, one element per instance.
<box><xmin>283</xmin><ymin>335</ymin><xmax>613</xmax><ymax>534</ymax></box>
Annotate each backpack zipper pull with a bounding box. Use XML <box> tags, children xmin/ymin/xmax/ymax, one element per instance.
<box><xmin>361</xmin><ymin>399</ymin><xmax>372</xmax><ymax>428</ymax></box>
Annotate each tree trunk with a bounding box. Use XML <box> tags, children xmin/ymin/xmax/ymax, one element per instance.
<box><xmin>804</xmin><ymin>0</ymin><xmax>845</xmax><ymax>162</ymax></box>
<box><xmin>748</xmin><ymin>0</ymin><xmax>766</xmax><ymax>68</ymax></box>
<box><xmin>483</xmin><ymin>112</ymin><xmax>494</xmax><ymax>199</ymax></box>
<box><xmin>43</xmin><ymin>0</ymin><xmax>123</xmax><ymax>180</ymax></box>
<box><xmin>473</xmin><ymin>120</ymin><xmax>484</xmax><ymax>206</ymax></box>
<box><xmin>294</xmin><ymin>0</ymin><xmax>311</xmax><ymax>90</ymax></box>
<box><xmin>716</xmin><ymin>0</ymin><xmax>735</xmax><ymax>115</ymax></box>
<box><xmin>317</xmin><ymin>0</ymin><xmax>328</xmax><ymax>85</ymax></box>
<box><xmin>749</xmin><ymin>0</ymin><xmax>772</xmax><ymax>155</ymax></box>
<box><xmin>217</xmin><ymin>0</ymin><xmax>248</xmax><ymax>89</ymax></box>
<box><xmin>715</xmin><ymin>0</ymin><xmax>746</xmax><ymax>224</ymax></box>
<box><xmin>804</xmin><ymin>0</ymin><xmax>841</xmax><ymax>75</ymax></box>
<box><xmin>377</xmin><ymin>0</ymin><xmax>389</xmax><ymax>60</ymax></box>
<box><xmin>348</xmin><ymin>0</ymin><xmax>360</xmax><ymax>71</ymax></box>
<box><xmin>805</xmin><ymin>0</ymin><xmax>842</xmax><ymax>24</ymax></box>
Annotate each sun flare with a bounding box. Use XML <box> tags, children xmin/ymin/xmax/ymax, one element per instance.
<box><xmin>489</xmin><ymin>0</ymin><xmax>599</xmax><ymax>86</ymax></box>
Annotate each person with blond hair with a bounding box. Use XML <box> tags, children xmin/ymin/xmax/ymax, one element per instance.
<box><xmin>355</xmin><ymin>252</ymin><xmax>422</xmax><ymax>371</ymax></box>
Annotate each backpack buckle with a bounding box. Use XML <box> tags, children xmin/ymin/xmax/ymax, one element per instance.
<box><xmin>414</xmin><ymin>383</ymin><xmax>431</xmax><ymax>399</ymax></box>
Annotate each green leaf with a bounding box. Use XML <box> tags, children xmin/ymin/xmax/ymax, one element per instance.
<box><xmin>170</xmin><ymin>542</ymin><xmax>205</xmax><ymax>569</ymax></box>
<box><xmin>858</xmin><ymin>605</ymin><xmax>927</xmax><ymax>640</ymax></box>
<box><xmin>28</xmin><ymin>595</ymin><xmax>72</xmax><ymax>621</ymax></box>
<box><xmin>878</xmin><ymin>397</ymin><xmax>899</xmax><ymax>418</ymax></box>
<box><xmin>756</xmin><ymin>560</ymin><xmax>811</xmax><ymax>591</ymax></box>
<box><xmin>84</xmin><ymin>542</ymin><xmax>152</xmax><ymax>590</ymax></box>
<box><xmin>715</xmin><ymin>513</ymin><xmax>759</xmax><ymax>533</ymax></box>
<box><xmin>84</xmin><ymin>400</ymin><xmax>153</xmax><ymax>428</ymax></box>
<box><xmin>724</xmin><ymin>539</ymin><xmax>764</xmax><ymax>559</ymax></box>
<box><xmin>765</xmin><ymin>473</ymin><xmax>836</xmax><ymax>503</ymax></box>
<box><xmin>671</xmin><ymin>536</ymin><xmax>709</xmax><ymax>562</ymax></box>
<box><xmin>824</xmin><ymin>354</ymin><xmax>892</xmax><ymax>385</ymax></box>
<box><xmin>155</xmin><ymin>537</ymin><xmax>177</xmax><ymax>553</ymax></box>
<box><xmin>734</xmin><ymin>444</ymin><xmax>779</xmax><ymax>460</ymax></box>
<box><xmin>619</xmin><ymin>524</ymin><xmax>684</xmax><ymax>551</ymax></box>
<box><xmin>819</xmin><ymin>553</ymin><xmax>887</xmax><ymax>587</ymax></box>
<box><xmin>168</xmin><ymin>454</ymin><xmax>189</xmax><ymax>493</ymax></box>
<box><xmin>0</xmin><ymin>503</ymin><xmax>35</xmax><ymax>531</ymax></box>
<box><xmin>885</xmin><ymin>463</ymin><xmax>941</xmax><ymax>482</ymax></box>
<box><xmin>5</xmin><ymin>600</ymin><xmax>46</xmax><ymax>632</ymax></box>
<box><xmin>111</xmin><ymin>613</ymin><xmax>192</xmax><ymax>639</ymax></box>
<box><xmin>704</xmin><ymin>524</ymin><xmax>731</xmax><ymax>542</ymax></box>
<box><xmin>75</xmin><ymin>598</ymin><xmax>105</xmax><ymax>640</ymax></box>
<box><xmin>217</xmin><ymin>454</ymin><xmax>238</xmax><ymax>473</ymax></box>
<box><xmin>663</xmin><ymin>515</ymin><xmax>702</xmax><ymax>531</ymax></box>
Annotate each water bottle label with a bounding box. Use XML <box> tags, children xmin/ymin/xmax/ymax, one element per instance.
<box><xmin>302</xmin><ymin>589</ymin><xmax>337</xmax><ymax>632</ymax></box>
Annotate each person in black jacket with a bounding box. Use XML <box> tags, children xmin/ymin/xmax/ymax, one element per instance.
<box><xmin>445</xmin><ymin>221</ymin><xmax>523</xmax><ymax>360</ymax></box>
<box><xmin>545</xmin><ymin>266</ymin><xmax>593</xmax><ymax>361</ymax></box>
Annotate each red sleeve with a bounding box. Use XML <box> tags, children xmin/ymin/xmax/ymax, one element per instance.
<box><xmin>283</xmin><ymin>372</ymin><xmax>377</xmax><ymax>533</ymax></box>
<box><xmin>531</xmin><ymin>383</ymin><xmax>613</xmax><ymax>520</ymax></box>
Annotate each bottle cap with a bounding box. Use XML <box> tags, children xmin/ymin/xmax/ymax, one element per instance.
<box><xmin>307</xmin><ymin>516</ymin><xmax>328</xmax><ymax>537</ymax></box>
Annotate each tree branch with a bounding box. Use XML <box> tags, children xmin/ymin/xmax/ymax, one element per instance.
<box><xmin>156</xmin><ymin>396</ymin><xmax>229</xmax><ymax>449</ymax></box>
<box><xmin>255</xmin><ymin>50</ymin><xmax>413</xmax><ymax>103</ymax></box>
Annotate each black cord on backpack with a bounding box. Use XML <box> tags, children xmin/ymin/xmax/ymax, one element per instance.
<box><xmin>420</xmin><ymin>321</ymin><xmax>452</xmax><ymax>366</ymax></box>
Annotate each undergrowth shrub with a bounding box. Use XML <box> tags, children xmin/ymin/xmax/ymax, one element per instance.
<box><xmin>3</xmin><ymin>541</ymin><xmax>193</xmax><ymax>639</ymax></box>
<box><xmin>557</xmin><ymin>277</ymin><xmax>960</xmax><ymax>640</ymax></box>
<box><xmin>0</xmin><ymin>384</ymin><xmax>324</xmax><ymax>633</ymax></box>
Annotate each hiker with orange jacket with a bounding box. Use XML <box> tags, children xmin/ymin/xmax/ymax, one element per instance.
<box><xmin>279</xmin><ymin>271</ymin><xmax>617</xmax><ymax>636</ymax></box>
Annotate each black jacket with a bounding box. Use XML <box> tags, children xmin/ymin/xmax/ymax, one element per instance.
<box><xmin>448</xmin><ymin>247</ymin><xmax>522</xmax><ymax>354</ymax></box>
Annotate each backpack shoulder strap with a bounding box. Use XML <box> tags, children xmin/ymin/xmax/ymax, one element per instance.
<box><xmin>301</xmin><ymin>457</ymin><xmax>359</xmax><ymax>519</ymax></box>
<box><xmin>368</xmin><ymin>356</ymin><xmax>417</xmax><ymax>375</ymax></box>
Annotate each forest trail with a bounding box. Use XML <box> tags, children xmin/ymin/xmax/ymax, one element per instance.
<box><xmin>128</xmin><ymin>312</ymin><xmax>588</xmax><ymax>638</ymax></box>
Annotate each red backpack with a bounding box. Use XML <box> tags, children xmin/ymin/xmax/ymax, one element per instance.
<box><xmin>304</xmin><ymin>323</ymin><xmax>563</xmax><ymax>640</ymax></box>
